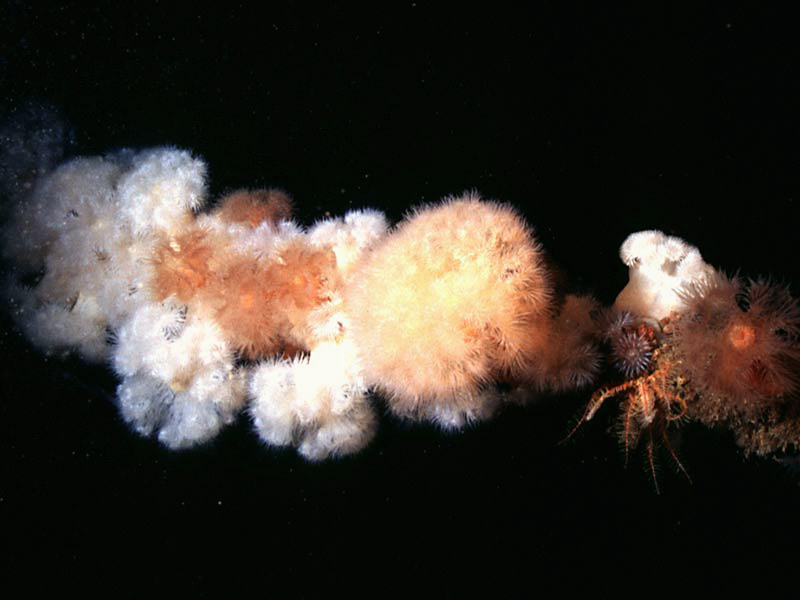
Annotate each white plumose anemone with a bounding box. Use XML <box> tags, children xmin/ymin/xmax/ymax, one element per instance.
<box><xmin>614</xmin><ymin>230</ymin><xmax>716</xmax><ymax>320</ymax></box>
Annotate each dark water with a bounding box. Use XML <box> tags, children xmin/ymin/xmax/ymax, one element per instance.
<box><xmin>2</xmin><ymin>3</ymin><xmax>798</xmax><ymax>587</ymax></box>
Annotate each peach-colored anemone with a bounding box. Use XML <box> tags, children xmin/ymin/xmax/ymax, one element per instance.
<box><xmin>150</xmin><ymin>212</ymin><xmax>338</xmax><ymax>360</ymax></box>
<box><xmin>213</xmin><ymin>189</ymin><xmax>292</xmax><ymax>229</ymax></box>
<box><xmin>151</xmin><ymin>228</ymin><xmax>215</xmax><ymax>303</ymax></box>
<box><xmin>343</xmin><ymin>195</ymin><xmax>553</xmax><ymax>419</ymax></box>
<box><xmin>524</xmin><ymin>294</ymin><xmax>602</xmax><ymax>392</ymax></box>
<box><xmin>674</xmin><ymin>274</ymin><xmax>800</xmax><ymax>417</ymax></box>
<box><xmin>205</xmin><ymin>240</ymin><xmax>339</xmax><ymax>360</ymax></box>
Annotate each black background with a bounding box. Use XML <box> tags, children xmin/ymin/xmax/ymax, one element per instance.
<box><xmin>2</xmin><ymin>1</ymin><xmax>799</xmax><ymax>590</ymax></box>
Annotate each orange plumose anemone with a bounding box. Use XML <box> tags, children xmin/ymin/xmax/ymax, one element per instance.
<box><xmin>344</xmin><ymin>193</ymin><xmax>552</xmax><ymax>422</ymax></box>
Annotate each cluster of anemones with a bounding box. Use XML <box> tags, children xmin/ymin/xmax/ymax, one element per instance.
<box><xmin>1</xmin><ymin>146</ymin><xmax>600</xmax><ymax>459</ymax></box>
<box><xmin>589</xmin><ymin>231</ymin><xmax>800</xmax><ymax>487</ymax></box>
<box><xmin>3</xmin><ymin>145</ymin><xmax>798</xmax><ymax>475</ymax></box>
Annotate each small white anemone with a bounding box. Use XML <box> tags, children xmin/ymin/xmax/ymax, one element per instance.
<box><xmin>115</xmin><ymin>148</ymin><xmax>207</xmax><ymax>236</ymax></box>
<box><xmin>248</xmin><ymin>336</ymin><xmax>375</xmax><ymax>460</ymax></box>
<box><xmin>614</xmin><ymin>230</ymin><xmax>716</xmax><ymax>320</ymax></box>
<box><xmin>307</xmin><ymin>208</ymin><xmax>389</xmax><ymax>276</ymax></box>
